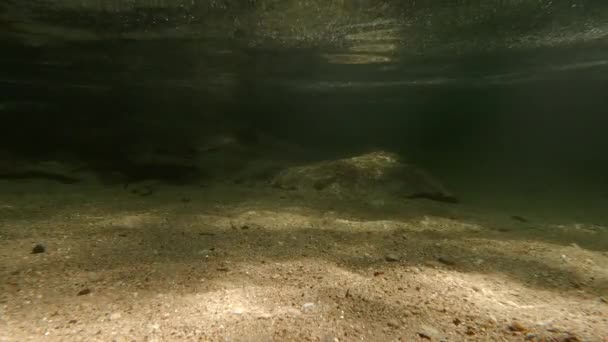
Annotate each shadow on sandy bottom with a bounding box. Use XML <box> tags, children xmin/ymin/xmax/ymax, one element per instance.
<box><xmin>2</xmin><ymin>187</ymin><xmax>606</xmax><ymax>298</ymax></box>
<box><xmin>2</xmin><ymin>183</ymin><xmax>607</xmax><ymax>341</ymax></box>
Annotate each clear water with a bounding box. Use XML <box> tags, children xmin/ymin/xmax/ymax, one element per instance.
<box><xmin>2</xmin><ymin>1</ymin><xmax>608</xmax><ymax>220</ymax></box>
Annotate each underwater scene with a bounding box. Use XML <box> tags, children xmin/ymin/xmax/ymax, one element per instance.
<box><xmin>1</xmin><ymin>1</ymin><xmax>608</xmax><ymax>340</ymax></box>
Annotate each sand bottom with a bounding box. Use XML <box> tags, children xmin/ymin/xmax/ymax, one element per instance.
<box><xmin>1</xmin><ymin>179</ymin><xmax>607</xmax><ymax>341</ymax></box>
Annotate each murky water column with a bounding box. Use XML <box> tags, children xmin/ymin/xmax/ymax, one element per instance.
<box><xmin>2</xmin><ymin>0</ymin><xmax>608</xmax><ymax>213</ymax></box>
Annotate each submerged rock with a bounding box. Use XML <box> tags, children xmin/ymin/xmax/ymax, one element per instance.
<box><xmin>271</xmin><ymin>151</ymin><xmax>457</xmax><ymax>203</ymax></box>
<box><xmin>0</xmin><ymin>154</ymin><xmax>82</xmax><ymax>184</ymax></box>
<box><xmin>385</xmin><ymin>254</ymin><xmax>400</xmax><ymax>262</ymax></box>
<box><xmin>31</xmin><ymin>243</ymin><xmax>46</xmax><ymax>254</ymax></box>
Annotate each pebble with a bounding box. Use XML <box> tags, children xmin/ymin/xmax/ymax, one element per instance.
<box><xmin>385</xmin><ymin>254</ymin><xmax>399</xmax><ymax>262</ymax></box>
<box><xmin>509</xmin><ymin>321</ymin><xmax>528</xmax><ymax>332</ymax></box>
<box><xmin>110</xmin><ymin>312</ymin><xmax>122</xmax><ymax>320</ymax></box>
<box><xmin>301</xmin><ymin>302</ymin><xmax>315</xmax><ymax>312</ymax></box>
<box><xmin>417</xmin><ymin>324</ymin><xmax>440</xmax><ymax>340</ymax></box>
<box><xmin>77</xmin><ymin>289</ymin><xmax>91</xmax><ymax>296</ymax></box>
<box><xmin>32</xmin><ymin>244</ymin><xmax>46</xmax><ymax>254</ymax></box>
<box><xmin>231</xmin><ymin>308</ymin><xmax>244</xmax><ymax>315</ymax></box>
<box><xmin>437</xmin><ymin>256</ymin><xmax>456</xmax><ymax>266</ymax></box>
<box><xmin>387</xmin><ymin>320</ymin><xmax>399</xmax><ymax>328</ymax></box>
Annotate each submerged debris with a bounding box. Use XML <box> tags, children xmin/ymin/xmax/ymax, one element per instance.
<box><xmin>31</xmin><ymin>243</ymin><xmax>46</xmax><ymax>254</ymax></box>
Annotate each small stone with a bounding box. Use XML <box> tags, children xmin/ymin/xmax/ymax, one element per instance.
<box><xmin>453</xmin><ymin>318</ymin><xmax>462</xmax><ymax>326</ymax></box>
<box><xmin>301</xmin><ymin>302</ymin><xmax>315</xmax><ymax>312</ymax></box>
<box><xmin>385</xmin><ymin>254</ymin><xmax>399</xmax><ymax>262</ymax></box>
<box><xmin>509</xmin><ymin>321</ymin><xmax>528</xmax><ymax>333</ymax></box>
<box><xmin>110</xmin><ymin>312</ymin><xmax>122</xmax><ymax>320</ymax></box>
<box><xmin>417</xmin><ymin>325</ymin><xmax>440</xmax><ymax>340</ymax></box>
<box><xmin>437</xmin><ymin>256</ymin><xmax>456</xmax><ymax>266</ymax></box>
<box><xmin>231</xmin><ymin>308</ymin><xmax>244</xmax><ymax>315</ymax></box>
<box><xmin>571</xmin><ymin>243</ymin><xmax>581</xmax><ymax>249</ymax></box>
<box><xmin>77</xmin><ymin>289</ymin><xmax>91</xmax><ymax>296</ymax></box>
<box><xmin>387</xmin><ymin>320</ymin><xmax>399</xmax><ymax>328</ymax></box>
<box><xmin>525</xmin><ymin>333</ymin><xmax>537</xmax><ymax>341</ymax></box>
<box><xmin>32</xmin><ymin>244</ymin><xmax>46</xmax><ymax>254</ymax></box>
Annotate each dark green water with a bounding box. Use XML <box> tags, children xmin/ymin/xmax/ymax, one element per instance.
<box><xmin>1</xmin><ymin>1</ymin><xmax>608</xmax><ymax>221</ymax></box>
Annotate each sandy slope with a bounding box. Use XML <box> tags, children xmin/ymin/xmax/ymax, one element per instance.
<box><xmin>0</xmin><ymin>179</ymin><xmax>607</xmax><ymax>341</ymax></box>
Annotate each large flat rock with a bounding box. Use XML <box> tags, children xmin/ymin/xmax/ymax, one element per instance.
<box><xmin>272</xmin><ymin>151</ymin><xmax>457</xmax><ymax>203</ymax></box>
